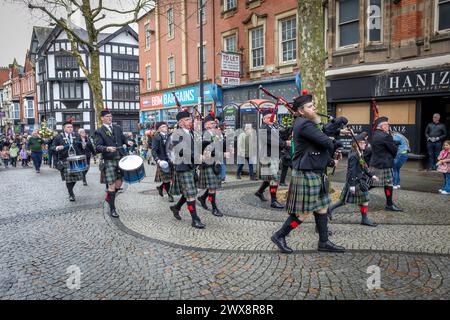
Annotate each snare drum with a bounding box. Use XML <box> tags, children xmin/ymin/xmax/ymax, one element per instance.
<box><xmin>119</xmin><ymin>155</ymin><xmax>146</xmax><ymax>184</ymax></box>
<box><xmin>67</xmin><ymin>155</ymin><xmax>88</xmax><ymax>173</ymax></box>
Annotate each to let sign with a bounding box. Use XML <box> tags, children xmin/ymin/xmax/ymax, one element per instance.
<box><xmin>221</xmin><ymin>52</ymin><xmax>240</xmax><ymax>86</ymax></box>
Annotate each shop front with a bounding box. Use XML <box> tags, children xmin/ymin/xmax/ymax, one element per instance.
<box><xmin>140</xmin><ymin>84</ymin><xmax>222</xmax><ymax>132</ymax></box>
<box><xmin>327</xmin><ymin>66</ymin><xmax>450</xmax><ymax>163</ymax></box>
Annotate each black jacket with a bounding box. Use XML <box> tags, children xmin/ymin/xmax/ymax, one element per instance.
<box><xmin>346</xmin><ymin>151</ymin><xmax>374</xmax><ymax>187</ymax></box>
<box><xmin>425</xmin><ymin>122</ymin><xmax>447</xmax><ymax>141</ymax></box>
<box><xmin>94</xmin><ymin>124</ymin><xmax>128</xmax><ymax>160</ymax></box>
<box><xmin>77</xmin><ymin>136</ymin><xmax>95</xmax><ymax>159</ymax></box>
<box><xmin>259</xmin><ymin>123</ymin><xmax>285</xmax><ymax>158</ymax></box>
<box><xmin>151</xmin><ymin>132</ymin><xmax>170</xmax><ymax>162</ymax></box>
<box><xmin>292</xmin><ymin>117</ymin><xmax>335</xmax><ymax>172</ymax></box>
<box><xmin>369</xmin><ymin>129</ymin><xmax>398</xmax><ymax>169</ymax></box>
<box><xmin>170</xmin><ymin>128</ymin><xmax>197</xmax><ymax>172</ymax></box>
<box><xmin>52</xmin><ymin>132</ymin><xmax>83</xmax><ymax>161</ymax></box>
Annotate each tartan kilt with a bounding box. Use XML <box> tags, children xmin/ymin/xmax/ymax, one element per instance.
<box><xmin>197</xmin><ymin>165</ymin><xmax>221</xmax><ymax>190</ymax></box>
<box><xmin>104</xmin><ymin>159</ymin><xmax>122</xmax><ymax>185</ymax></box>
<box><xmin>170</xmin><ymin>170</ymin><xmax>197</xmax><ymax>198</ymax></box>
<box><xmin>60</xmin><ymin>161</ymin><xmax>84</xmax><ymax>183</ymax></box>
<box><xmin>339</xmin><ymin>183</ymin><xmax>370</xmax><ymax>204</ymax></box>
<box><xmin>154</xmin><ymin>164</ymin><xmax>173</xmax><ymax>183</ymax></box>
<box><xmin>369</xmin><ymin>167</ymin><xmax>393</xmax><ymax>187</ymax></box>
<box><xmin>260</xmin><ymin>158</ymin><xmax>280</xmax><ymax>181</ymax></box>
<box><xmin>286</xmin><ymin>170</ymin><xmax>331</xmax><ymax>214</ymax></box>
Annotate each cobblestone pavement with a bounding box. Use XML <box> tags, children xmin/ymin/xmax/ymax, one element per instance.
<box><xmin>0</xmin><ymin>164</ymin><xmax>449</xmax><ymax>300</ymax></box>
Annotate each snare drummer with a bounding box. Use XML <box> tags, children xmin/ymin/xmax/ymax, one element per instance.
<box><xmin>52</xmin><ymin>119</ymin><xmax>83</xmax><ymax>201</ymax></box>
<box><xmin>94</xmin><ymin>110</ymin><xmax>133</xmax><ymax>218</ymax></box>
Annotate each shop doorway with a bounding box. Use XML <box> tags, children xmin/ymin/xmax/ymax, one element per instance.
<box><xmin>420</xmin><ymin>96</ymin><xmax>450</xmax><ymax>154</ymax></box>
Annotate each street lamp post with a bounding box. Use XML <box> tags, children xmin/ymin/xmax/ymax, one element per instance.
<box><xmin>199</xmin><ymin>0</ymin><xmax>205</xmax><ymax>117</ymax></box>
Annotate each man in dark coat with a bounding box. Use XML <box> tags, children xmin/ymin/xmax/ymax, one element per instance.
<box><xmin>152</xmin><ymin>121</ymin><xmax>174</xmax><ymax>202</ymax></box>
<box><xmin>52</xmin><ymin>119</ymin><xmax>83</xmax><ymax>201</ymax></box>
<box><xmin>369</xmin><ymin>116</ymin><xmax>403</xmax><ymax>211</ymax></box>
<box><xmin>271</xmin><ymin>93</ymin><xmax>345</xmax><ymax>254</ymax></box>
<box><xmin>425</xmin><ymin>113</ymin><xmax>448</xmax><ymax>170</ymax></box>
<box><xmin>94</xmin><ymin>110</ymin><xmax>133</xmax><ymax>218</ymax></box>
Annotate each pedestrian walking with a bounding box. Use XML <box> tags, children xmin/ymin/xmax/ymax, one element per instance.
<box><xmin>392</xmin><ymin>131</ymin><xmax>410</xmax><ymax>189</ymax></box>
<box><xmin>437</xmin><ymin>140</ymin><xmax>450</xmax><ymax>194</ymax></box>
<box><xmin>236</xmin><ymin>124</ymin><xmax>257</xmax><ymax>180</ymax></box>
<box><xmin>1</xmin><ymin>146</ymin><xmax>10</xmax><ymax>168</ymax></box>
<box><xmin>20</xmin><ymin>145</ymin><xmax>29</xmax><ymax>167</ymax></box>
<box><xmin>9</xmin><ymin>143</ymin><xmax>19</xmax><ymax>167</ymax></box>
<box><xmin>28</xmin><ymin>130</ymin><xmax>44</xmax><ymax>173</ymax></box>
<box><xmin>425</xmin><ymin>113</ymin><xmax>447</xmax><ymax>171</ymax></box>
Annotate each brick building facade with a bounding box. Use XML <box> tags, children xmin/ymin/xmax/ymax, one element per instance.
<box><xmin>325</xmin><ymin>0</ymin><xmax>450</xmax><ymax>160</ymax></box>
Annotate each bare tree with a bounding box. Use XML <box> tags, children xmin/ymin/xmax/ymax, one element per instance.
<box><xmin>20</xmin><ymin>0</ymin><xmax>154</xmax><ymax>127</ymax></box>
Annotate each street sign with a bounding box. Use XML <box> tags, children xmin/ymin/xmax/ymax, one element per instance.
<box><xmin>221</xmin><ymin>52</ymin><xmax>240</xmax><ymax>86</ymax></box>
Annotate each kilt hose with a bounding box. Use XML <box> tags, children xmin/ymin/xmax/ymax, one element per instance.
<box><xmin>170</xmin><ymin>170</ymin><xmax>197</xmax><ymax>198</ymax></box>
<box><xmin>286</xmin><ymin>170</ymin><xmax>331</xmax><ymax>214</ymax></box>
<box><xmin>369</xmin><ymin>167</ymin><xmax>393</xmax><ymax>187</ymax></box>
<box><xmin>104</xmin><ymin>159</ymin><xmax>122</xmax><ymax>185</ymax></box>
<box><xmin>154</xmin><ymin>164</ymin><xmax>173</xmax><ymax>183</ymax></box>
<box><xmin>260</xmin><ymin>158</ymin><xmax>280</xmax><ymax>181</ymax></box>
<box><xmin>59</xmin><ymin>161</ymin><xmax>84</xmax><ymax>183</ymax></box>
<box><xmin>198</xmin><ymin>165</ymin><xmax>221</xmax><ymax>190</ymax></box>
<box><xmin>339</xmin><ymin>183</ymin><xmax>370</xmax><ymax>204</ymax></box>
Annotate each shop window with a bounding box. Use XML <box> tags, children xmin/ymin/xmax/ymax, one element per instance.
<box><xmin>378</xmin><ymin>101</ymin><xmax>416</xmax><ymax>124</ymax></box>
<box><xmin>337</xmin><ymin>0</ymin><xmax>360</xmax><ymax>48</ymax></box>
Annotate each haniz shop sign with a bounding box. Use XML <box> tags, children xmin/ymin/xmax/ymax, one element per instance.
<box><xmin>376</xmin><ymin>68</ymin><xmax>450</xmax><ymax>96</ymax></box>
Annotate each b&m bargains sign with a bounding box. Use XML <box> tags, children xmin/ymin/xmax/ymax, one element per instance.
<box><xmin>141</xmin><ymin>85</ymin><xmax>214</xmax><ymax>110</ymax></box>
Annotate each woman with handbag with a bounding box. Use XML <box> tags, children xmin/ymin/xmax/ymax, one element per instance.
<box><xmin>437</xmin><ymin>140</ymin><xmax>450</xmax><ymax>194</ymax></box>
<box><xmin>328</xmin><ymin>132</ymin><xmax>380</xmax><ymax>227</ymax></box>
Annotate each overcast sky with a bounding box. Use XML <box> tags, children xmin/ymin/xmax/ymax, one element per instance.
<box><xmin>0</xmin><ymin>0</ymin><xmax>143</xmax><ymax>67</ymax></box>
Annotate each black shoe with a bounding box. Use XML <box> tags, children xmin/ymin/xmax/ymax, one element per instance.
<box><xmin>318</xmin><ymin>240</ymin><xmax>345</xmax><ymax>252</ymax></box>
<box><xmin>83</xmin><ymin>181</ymin><xmax>88</xmax><ymax>186</ymax></box>
<box><xmin>250</xmin><ymin>176</ymin><xmax>257</xmax><ymax>181</ymax></box>
<box><xmin>279</xmin><ymin>182</ymin><xmax>287</xmax><ymax>187</ymax></box>
<box><xmin>211</xmin><ymin>207</ymin><xmax>223</xmax><ymax>217</ymax></box>
<box><xmin>156</xmin><ymin>185</ymin><xmax>164</xmax><ymax>197</ymax></box>
<box><xmin>385</xmin><ymin>204</ymin><xmax>403</xmax><ymax>212</ymax></box>
<box><xmin>192</xmin><ymin>219</ymin><xmax>205</xmax><ymax>229</ymax></box>
<box><xmin>271</xmin><ymin>233</ymin><xmax>293</xmax><ymax>254</ymax></box>
<box><xmin>361</xmin><ymin>219</ymin><xmax>378</xmax><ymax>227</ymax></box>
<box><xmin>168</xmin><ymin>194</ymin><xmax>174</xmax><ymax>203</ymax></box>
<box><xmin>169</xmin><ymin>205</ymin><xmax>182</xmax><ymax>220</ymax></box>
<box><xmin>236</xmin><ymin>175</ymin><xmax>241</xmax><ymax>180</ymax></box>
<box><xmin>270</xmin><ymin>201</ymin><xmax>284</xmax><ymax>209</ymax></box>
<box><xmin>69</xmin><ymin>195</ymin><xmax>75</xmax><ymax>202</ymax></box>
<box><xmin>110</xmin><ymin>209</ymin><xmax>119</xmax><ymax>218</ymax></box>
<box><xmin>197</xmin><ymin>195</ymin><xmax>208</xmax><ymax>210</ymax></box>
<box><xmin>255</xmin><ymin>192</ymin><xmax>268</xmax><ymax>202</ymax></box>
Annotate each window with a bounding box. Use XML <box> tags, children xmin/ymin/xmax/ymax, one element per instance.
<box><xmin>198</xmin><ymin>45</ymin><xmax>206</xmax><ymax>79</ymax></box>
<box><xmin>167</xmin><ymin>8</ymin><xmax>174</xmax><ymax>38</ymax></box>
<box><xmin>367</xmin><ymin>0</ymin><xmax>382</xmax><ymax>42</ymax></box>
<box><xmin>26</xmin><ymin>100</ymin><xmax>34</xmax><ymax>118</ymax></box>
<box><xmin>337</xmin><ymin>0</ymin><xmax>360</xmax><ymax>48</ymax></box>
<box><xmin>224</xmin><ymin>0</ymin><xmax>237</xmax><ymax>11</ymax></box>
<box><xmin>12</xmin><ymin>102</ymin><xmax>20</xmax><ymax>119</ymax></box>
<box><xmin>60</xmin><ymin>82</ymin><xmax>83</xmax><ymax>99</ymax></box>
<box><xmin>146</xmin><ymin>65</ymin><xmax>151</xmax><ymax>91</ymax></box>
<box><xmin>168</xmin><ymin>57</ymin><xmax>175</xmax><ymax>85</ymax></box>
<box><xmin>38</xmin><ymin>59</ymin><xmax>45</xmax><ymax>73</ymax></box>
<box><xmin>198</xmin><ymin>0</ymin><xmax>206</xmax><ymax>24</ymax></box>
<box><xmin>112</xmin><ymin>83</ymin><xmax>139</xmax><ymax>101</ymax></box>
<box><xmin>145</xmin><ymin>24</ymin><xmax>151</xmax><ymax>49</ymax></box>
<box><xmin>438</xmin><ymin>0</ymin><xmax>450</xmax><ymax>31</ymax></box>
<box><xmin>224</xmin><ymin>34</ymin><xmax>237</xmax><ymax>52</ymax></box>
<box><xmin>55</xmin><ymin>55</ymin><xmax>78</xmax><ymax>69</ymax></box>
<box><xmin>112</xmin><ymin>58</ymin><xmax>139</xmax><ymax>72</ymax></box>
<box><xmin>250</xmin><ymin>27</ymin><xmax>264</xmax><ymax>69</ymax></box>
<box><xmin>280</xmin><ymin>17</ymin><xmax>297</xmax><ymax>63</ymax></box>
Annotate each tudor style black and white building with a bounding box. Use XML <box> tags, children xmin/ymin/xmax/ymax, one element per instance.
<box><xmin>31</xmin><ymin>25</ymin><xmax>140</xmax><ymax>133</ymax></box>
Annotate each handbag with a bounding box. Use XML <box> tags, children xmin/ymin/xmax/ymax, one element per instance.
<box><xmin>437</xmin><ymin>163</ymin><xmax>448</xmax><ymax>173</ymax></box>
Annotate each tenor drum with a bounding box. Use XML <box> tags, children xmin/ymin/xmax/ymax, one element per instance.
<box><xmin>119</xmin><ymin>155</ymin><xmax>146</xmax><ymax>184</ymax></box>
<box><xmin>67</xmin><ymin>155</ymin><xmax>88</xmax><ymax>173</ymax></box>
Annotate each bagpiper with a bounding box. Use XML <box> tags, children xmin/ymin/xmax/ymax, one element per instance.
<box><xmin>152</xmin><ymin>121</ymin><xmax>174</xmax><ymax>203</ymax></box>
<box><xmin>169</xmin><ymin>109</ymin><xmax>205</xmax><ymax>229</ymax></box>
<box><xmin>94</xmin><ymin>110</ymin><xmax>133</xmax><ymax>218</ymax></box>
<box><xmin>328</xmin><ymin>132</ymin><xmax>380</xmax><ymax>226</ymax></box>
<box><xmin>52</xmin><ymin>119</ymin><xmax>84</xmax><ymax>201</ymax></box>
<box><xmin>271</xmin><ymin>93</ymin><xmax>346</xmax><ymax>254</ymax></box>
<box><xmin>369</xmin><ymin>116</ymin><xmax>403</xmax><ymax>212</ymax></box>
<box><xmin>197</xmin><ymin>112</ymin><xmax>225</xmax><ymax>217</ymax></box>
<box><xmin>255</xmin><ymin>108</ymin><xmax>285</xmax><ymax>209</ymax></box>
